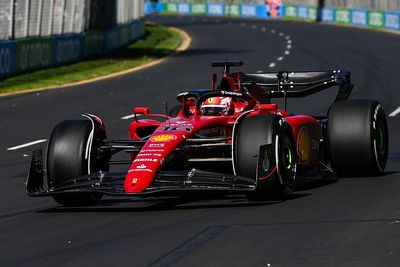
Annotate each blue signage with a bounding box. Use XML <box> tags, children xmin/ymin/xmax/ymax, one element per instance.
<box><xmin>297</xmin><ymin>5</ymin><xmax>309</xmax><ymax>19</ymax></box>
<box><xmin>351</xmin><ymin>9</ymin><xmax>368</xmax><ymax>26</ymax></box>
<box><xmin>385</xmin><ymin>12</ymin><xmax>400</xmax><ymax>31</ymax></box>
<box><xmin>178</xmin><ymin>3</ymin><xmax>191</xmax><ymax>15</ymax></box>
<box><xmin>0</xmin><ymin>40</ymin><xmax>16</xmax><ymax>79</ymax></box>
<box><xmin>207</xmin><ymin>3</ymin><xmax>224</xmax><ymax>16</ymax></box>
<box><xmin>241</xmin><ymin>4</ymin><xmax>257</xmax><ymax>17</ymax></box>
<box><xmin>54</xmin><ymin>35</ymin><xmax>83</xmax><ymax>65</ymax></box>
<box><xmin>322</xmin><ymin>7</ymin><xmax>335</xmax><ymax>23</ymax></box>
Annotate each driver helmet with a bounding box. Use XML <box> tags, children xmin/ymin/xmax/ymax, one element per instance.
<box><xmin>201</xmin><ymin>97</ymin><xmax>233</xmax><ymax>116</ymax></box>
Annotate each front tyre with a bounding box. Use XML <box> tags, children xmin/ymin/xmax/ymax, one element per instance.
<box><xmin>47</xmin><ymin>119</ymin><xmax>108</xmax><ymax>206</ymax></box>
<box><xmin>234</xmin><ymin>114</ymin><xmax>296</xmax><ymax>199</ymax></box>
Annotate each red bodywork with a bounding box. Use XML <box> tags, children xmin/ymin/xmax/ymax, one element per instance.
<box><xmin>124</xmin><ymin>70</ymin><xmax>322</xmax><ymax>193</ymax></box>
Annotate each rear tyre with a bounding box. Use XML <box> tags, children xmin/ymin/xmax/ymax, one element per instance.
<box><xmin>47</xmin><ymin>120</ymin><xmax>108</xmax><ymax>206</ymax></box>
<box><xmin>234</xmin><ymin>114</ymin><xmax>296</xmax><ymax>200</ymax></box>
<box><xmin>328</xmin><ymin>100</ymin><xmax>388</xmax><ymax>176</ymax></box>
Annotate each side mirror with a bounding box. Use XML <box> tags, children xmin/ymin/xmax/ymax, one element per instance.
<box><xmin>133</xmin><ymin>107</ymin><xmax>150</xmax><ymax>115</ymax></box>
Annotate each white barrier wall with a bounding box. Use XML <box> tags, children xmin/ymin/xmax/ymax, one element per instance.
<box><xmin>0</xmin><ymin>0</ymin><xmax>13</xmax><ymax>40</ymax></box>
<box><xmin>0</xmin><ymin>0</ymin><xmax>145</xmax><ymax>40</ymax></box>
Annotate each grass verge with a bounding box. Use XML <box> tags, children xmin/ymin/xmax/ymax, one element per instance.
<box><xmin>0</xmin><ymin>24</ymin><xmax>182</xmax><ymax>94</ymax></box>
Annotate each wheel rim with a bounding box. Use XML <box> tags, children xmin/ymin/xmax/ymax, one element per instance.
<box><xmin>283</xmin><ymin>143</ymin><xmax>293</xmax><ymax>171</ymax></box>
<box><xmin>375</xmin><ymin>117</ymin><xmax>388</xmax><ymax>169</ymax></box>
<box><xmin>280</xmin><ymin>134</ymin><xmax>295</xmax><ymax>186</ymax></box>
<box><xmin>376</xmin><ymin>124</ymin><xmax>385</xmax><ymax>155</ymax></box>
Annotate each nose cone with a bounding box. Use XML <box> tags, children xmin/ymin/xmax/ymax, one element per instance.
<box><xmin>124</xmin><ymin>133</ymin><xmax>187</xmax><ymax>193</ymax></box>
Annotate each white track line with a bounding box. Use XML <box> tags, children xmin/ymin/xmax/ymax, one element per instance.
<box><xmin>271</xmin><ymin>29</ymin><xmax>276</xmax><ymax>34</ymax></box>
<box><xmin>252</xmin><ymin>25</ymin><xmax>257</xmax><ymax>29</ymax></box>
<box><xmin>261</xmin><ymin>27</ymin><xmax>266</xmax><ymax>32</ymax></box>
<box><xmin>287</xmin><ymin>40</ymin><xmax>292</xmax><ymax>44</ymax></box>
<box><xmin>287</xmin><ymin>45</ymin><xmax>292</xmax><ymax>49</ymax></box>
<box><xmin>268</xmin><ymin>62</ymin><xmax>276</xmax><ymax>68</ymax></box>
<box><xmin>277</xmin><ymin>56</ymin><xmax>284</xmax><ymax>61</ymax></box>
<box><xmin>389</xmin><ymin>107</ymin><xmax>400</xmax><ymax>117</ymax></box>
<box><xmin>121</xmin><ymin>114</ymin><xmax>143</xmax><ymax>120</ymax></box>
<box><xmin>284</xmin><ymin>50</ymin><xmax>290</xmax><ymax>55</ymax></box>
<box><xmin>7</xmin><ymin>139</ymin><xmax>47</xmax><ymax>151</ymax></box>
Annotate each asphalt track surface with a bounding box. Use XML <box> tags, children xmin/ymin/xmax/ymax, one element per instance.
<box><xmin>1</xmin><ymin>15</ymin><xmax>400</xmax><ymax>266</ymax></box>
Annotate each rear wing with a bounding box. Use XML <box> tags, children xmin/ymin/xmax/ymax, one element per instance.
<box><xmin>240</xmin><ymin>70</ymin><xmax>353</xmax><ymax>102</ymax></box>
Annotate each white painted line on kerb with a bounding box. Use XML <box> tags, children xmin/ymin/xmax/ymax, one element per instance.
<box><xmin>287</xmin><ymin>45</ymin><xmax>292</xmax><ymax>49</ymax></box>
<box><xmin>277</xmin><ymin>57</ymin><xmax>284</xmax><ymax>61</ymax></box>
<box><xmin>268</xmin><ymin>62</ymin><xmax>276</xmax><ymax>68</ymax></box>
<box><xmin>287</xmin><ymin>40</ymin><xmax>292</xmax><ymax>44</ymax></box>
<box><xmin>284</xmin><ymin>50</ymin><xmax>290</xmax><ymax>55</ymax></box>
<box><xmin>389</xmin><ymin>106</ymin><xmax>400</xmax><ymax>117</ymax></box>
<box><xmin>7</xmin><ymin>139</ymin><xmax>47</xmax><ymax>151</ymax></box>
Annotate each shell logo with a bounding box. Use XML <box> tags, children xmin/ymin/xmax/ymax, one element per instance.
<box><xmin>151</xmin><ymin>134</ymin><xmax>177</xmax><ymax>142</ymax></box>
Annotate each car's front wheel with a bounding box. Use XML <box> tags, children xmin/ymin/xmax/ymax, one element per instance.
<box><xmin>234</xmin><ymin>114</ymin><xmax>296</xmax><ymax>200</ymax></box>
<box><xmin>47</xmin><ymin>118</ymin><xmax>108</xmax><ymax>206</ymax></box>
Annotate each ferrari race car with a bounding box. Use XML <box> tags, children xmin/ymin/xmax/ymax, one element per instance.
<box><xmin>26</xmin><ymin>61</ymin><xmax>389</xmax><ymax>206</ymax></box>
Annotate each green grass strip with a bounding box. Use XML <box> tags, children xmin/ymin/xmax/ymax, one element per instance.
<box><xmin>0</xmin><ymin>24</ymin><xmax>182</xmax><ymax>94</ymax></box>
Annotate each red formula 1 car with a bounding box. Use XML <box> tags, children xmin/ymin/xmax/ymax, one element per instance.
<box><xmin>27</xmin><ymin>61</ymin><xmax>389</xmax><ymax>206</ymax></box>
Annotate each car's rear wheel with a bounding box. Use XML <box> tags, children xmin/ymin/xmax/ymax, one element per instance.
<box><xmin>234</xmin><ymin>114</ymin><xmax>296</xmax><ymax>199</ymax></box>
<box><xmin>328</xmin><ymin>100</ymin><xmax>388</xmax><ymax>176</ymax></box>
<box><xmin>47</xmin><ymin>119</ymin><xmax>108</xmax><ymax>206</ymax></box>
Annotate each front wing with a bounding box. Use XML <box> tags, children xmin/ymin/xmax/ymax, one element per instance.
<box><xmin>26</xmin><ymin>150</ymin><xmax>257</xmax><ymax>197</ymax></box>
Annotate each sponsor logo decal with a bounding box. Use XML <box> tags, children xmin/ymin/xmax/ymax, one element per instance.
<box><xmin>198</xmin><ymin>127</ymin><xmax>220</xmax><ymax>135</ymax></box>
<box><xmin>136</xmin><ymin>164</ymin><xmax>147</xmax><ymax>169</ymax></box>
<box><xmin>137</xmin><ymin>153</ymin><xmax>163</xmax><ymax>157</ymax></box>
<box><xmin>162</xmin><ymin>126</ymin><xmax>192</xmax><ymax>132</ymax></box>
<box><xmin>142</xmin><ymin>149</ymin><xmax>164</xmax><ymax>152</ymax></box>
<box><xmin>134</xmin><ymin>158</ymin><xmax>158</xmax><ymax>163</ymax></box>
<box><xmin>151</xmin><ymin>134</ymin><xmax>177</xmax><ymax>142</ymax></box>
<box><xmin>148</xmin><ymin>143</ymin><xmax>165</xmax><ymax>148</ymax></box>
<box><xmin>130</xmin><ymin>168</ymin><xmax>153</xmax><ymax>173</ymax></box>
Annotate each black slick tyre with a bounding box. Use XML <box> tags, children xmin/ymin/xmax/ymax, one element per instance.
<box><xmin>234</xmin><ymin>114</ymin><xmax>296</xmax><ymax>200</ymax></box>
<box><xmin>328</xmin><ymin>100</ymin><xmax>388</xmax><ymax>176</ymax></box>
<box><xmin>47</xmin><ymin>120</ymin><xmax>108</xmax><ymax>206</ymax></box>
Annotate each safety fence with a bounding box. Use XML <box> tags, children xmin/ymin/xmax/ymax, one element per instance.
<box><xmin>0</xmin><ymin>0</ymin><xmax>145</xmax><ymax>80</ymax></box>
<box><xmin>145</xmin><ymin>2</ymin><xmax>400</xmax><ymax>34</ymax></box>
<box><xmin>156</xmin><ymin>0</ymin><xmax>400</xmax><ymax>12</ymax></box>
